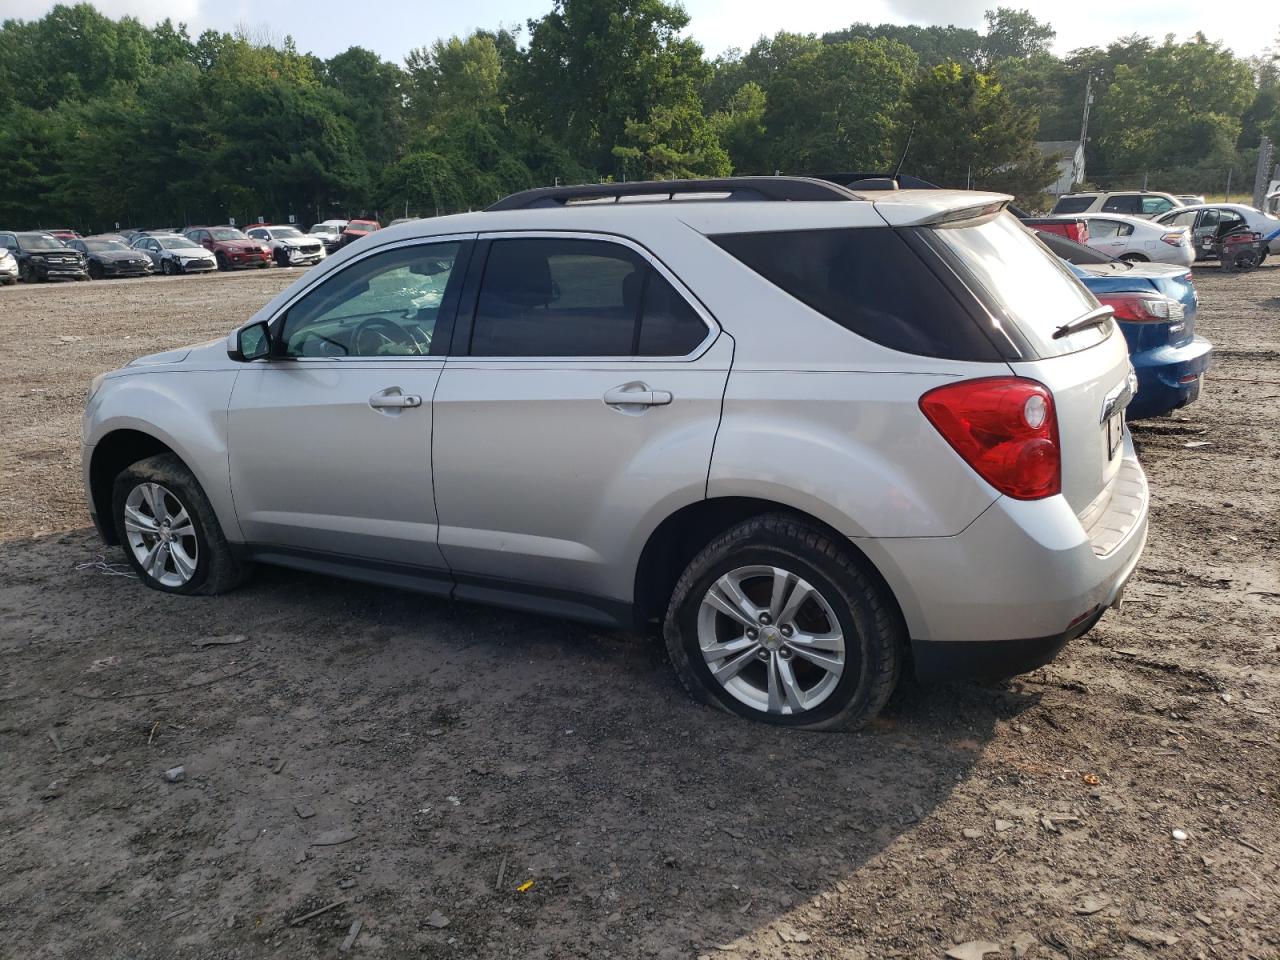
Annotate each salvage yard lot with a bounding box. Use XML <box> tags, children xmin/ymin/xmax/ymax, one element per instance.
<box><xmin>1</xmin><ymin>267</ymin><xmax>1278</xmax><ymax>958</ymax></box>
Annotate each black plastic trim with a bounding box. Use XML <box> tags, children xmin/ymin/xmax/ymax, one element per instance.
<box><xmin>487</xmin><ymin>177</ymin><xmax>861</xmax><ymax>211</ymax></box>
<box><xmin>237</xmin><ymin>543</ymin><xmax>637</xmax><ymax>631</ymax></box>
<box><xmin>910</xmin><ymin>606</ymin><xmax>1104</xmax><ymax>683</ymax></box>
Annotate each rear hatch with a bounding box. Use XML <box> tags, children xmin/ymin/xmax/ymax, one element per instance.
<box><xmin>880</xmin><ymin>201</ymin><xmax>1134</xmax><ymax>516</ymax></box>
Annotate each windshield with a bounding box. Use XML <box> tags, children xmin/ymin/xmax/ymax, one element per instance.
<box><xmin>934</xmin><ymin>212</ymin><xmax>1107</xmax><ymax>357</ymax></box>
<box><xmin>159</xmin><ymin>237</ymin><xmax>201</xmax><ymax>249</ymax></box>
<box><xmin>270</xmin><ymin>228</ymin><xmax>304</xmax><ymax>239</ymax></box>
<box><xmin>18</xmin><ymin>234</ymin><xmax>66</xmax><ymax>251</ymax></box>
<box><xmin>347</xmin><ymin>221</ymin><xmax>378</xmax><ymax>231</ymax></box>
<box><xmin>309</xmin><ymin>225</ymin><xmax>334</xmax><ymax>234</ymax></box>
<box><xmin>209</xmin><ymin>228</ymin><xmax>248</xmax><ymax>241</ymax></box>
<box><xmin>85</xmin><ymin>239</ymin><xmax>129</xmax><ymax>252</ymax></box>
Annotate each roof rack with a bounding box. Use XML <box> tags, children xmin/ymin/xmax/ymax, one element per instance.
<box><xmin>486</xmin><ymin>176</ymin><xmax>862</xmax><ymax>211</ymax></box>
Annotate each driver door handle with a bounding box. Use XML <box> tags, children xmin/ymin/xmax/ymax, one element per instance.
<box><xmin>603</xmin><ymin>383</ymin><xmax>673</xmax><ymax>407</ymax></box>
<box><xmin>369</xmin><ymin>391</ymin><xmax>422</xmax><ymax>409</ymax></box>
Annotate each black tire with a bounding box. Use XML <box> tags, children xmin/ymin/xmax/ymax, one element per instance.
<box><xmin>663</xmin><ymin>514</ymin><xmax>903</xmax><ymax>730</ymax></box>
<box><xmin>162</xmin><ymin>259</ymin><xmax>176</xmax><ymax>276</ymax></box>
<box><xmin>274</xmin><ymin>248</ymin><xmax>289</xmax><ymax>267</ymax></box>
<box><xmin>2</xmin><ymin>276</ymin><xmax>15</xmax><ymax>286</ymax></box>
<box><xmin>216</xmin><ymin>252</ymin><xmax>229</xmax><ymax>272</ymax></box>
<box><xmin>1118</xmin><ymin>253</ymin><xmax>1148</xmax><ymax>263</ymax></box>
<box><xmin>111</xmin><ymin>453</ymin><xmax>250</xmax><ymax>596</ymax></box>
<box><xmin>88</xmin><ymin>261</ymin><xmax>103</xmax><ymax>280</ymax></box>
<box><xmin>20</xmin><ymin>262</ymin><xmax>38</xmax><ymax>283</ymax></box>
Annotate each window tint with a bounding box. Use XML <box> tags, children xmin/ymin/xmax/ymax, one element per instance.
<box><xmin>637</xmin><ymin>271</ymin><xmax>707</xmax><ymax>355</ymax></box>
<box><xmin>712</xmin><ymin>226</ymin><xmax>999</xmax><ymax>360</ymax></box>
<box><xmin>1088</xmin><ymin>219</ymin><xmax>1120</xmax><ymax>239</ymax></box>
<box><xmin>471</xmin><ymin>238</ymin><xmax>644</xmax><ymax>357</ymax></box>
<box><xmin>1051</xmin><ymin>196</ymin><xmax>1094</xmax><ymax>214</ymax></box>
<box><xmin>1166</xmin><ymin>210</ymin><xmax>1197</xmax><ymax>228</ymax></box>
<box><xmin>1101</xmin><ymin>195</ymin><xmax>1140</xmax><ymax>214</ymax></box>
<box><xmin>1142</xmin><ymin>196</ymin><xmax>1174</xmax><ymax>215</ymax></box>
<box><xmin>279</xmin><ymin>242</ymin><xmax>461</xmax><ymax>358</ymax></box>
<box><xmin>1199</xmin><ymin>209</ymin><xmax>1220</xmax><ymax>228</ymax></box>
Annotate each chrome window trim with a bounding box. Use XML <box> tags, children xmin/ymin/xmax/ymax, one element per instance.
<box><xmin>461</xmin><ymin>229</ymin><xmax>721</xmax><ymax>364</ymax></box>
<box><xmin>262</xmin><ymin>232</ymin><xmax>477</xmax><ymax>364</ymax></box>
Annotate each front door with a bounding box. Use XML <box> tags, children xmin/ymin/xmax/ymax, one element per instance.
<box><xmin>432</xmin><ymin>233</ymin><xmax>732</xmax><ymax>608</ymax></box>
<box><xmin>227</xmin><ymin>237</ymin><xmax>470</xmax><ymax>573</ymax></box>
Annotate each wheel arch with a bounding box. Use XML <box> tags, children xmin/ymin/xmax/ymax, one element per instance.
<box><xmin>89</xmin><ymin>429</ymin><xmax>179</xmax><ymax>544</ymax></box>
<box><xmin>632</xmin><ymin>496</ymin><xmax>908</xmax><ymax>634</ymax></box>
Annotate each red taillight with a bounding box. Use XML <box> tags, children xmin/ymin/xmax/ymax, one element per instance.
<box><xmin>1160</xmin><ymin>231</ymin><xmax>1186</xmax><ymax>246</ymax></box>
<box><xmin>919</xmin><ymin>377</ymin><xmax>1061</xmax><ymax>500</ymax></box>
<box><xmin>1096</xmin><ymin>291</ymin><xmax>1183</xmax><ymax>324</ymax></box>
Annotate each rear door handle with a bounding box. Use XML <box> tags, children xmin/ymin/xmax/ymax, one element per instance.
<box><xmin>369</xmin><ymin>390</ymin><xmax>422</xmax><ymax>409</ymax></box>
<box><xmin>603</xmin><ymin>383</ymin><xmax>673</xmax><ymax>407</ymax></box>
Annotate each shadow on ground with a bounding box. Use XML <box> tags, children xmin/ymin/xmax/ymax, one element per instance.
<box><xmin>0</xmin><ymin>529</ymin><xmax>1036</xmax><ymax>958</ymax></box>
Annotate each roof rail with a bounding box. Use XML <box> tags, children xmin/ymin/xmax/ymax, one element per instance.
<box><xmin>486</xmin><ymin>176</ymin><xmax>862</xmax><ymax>211</ymax></box>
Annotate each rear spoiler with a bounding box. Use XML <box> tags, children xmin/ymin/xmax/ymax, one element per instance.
<box><xmin>895</xmin><ymin>199</ymin><xmax>1010</xmax><ymax>228</ymax></box>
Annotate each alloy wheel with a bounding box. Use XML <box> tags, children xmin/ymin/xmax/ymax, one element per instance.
<box><xmin>696</xmin><ymin>565</ymin><xmax>846</xmax><ymax>716</ymax></box>
<box><xmin>123</xmin><ymin>482</ymin><xmax>199</xmax><ymax>587</ymax></box>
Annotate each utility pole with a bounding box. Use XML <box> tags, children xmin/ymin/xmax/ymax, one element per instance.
<box><xmin>1225</xmin><ymin>167</ymin><xmax>1232</xmax><ymax>202</ymax></box>
<box><xmin>1076</xmin><ymin>74</ymin><xmax>1093</xmax><ymax>187</ymax></box>
<box><xmin>1252</xmin><ymin>136</ymin><xmax>1274</xmax><ymax>209</ymax></box>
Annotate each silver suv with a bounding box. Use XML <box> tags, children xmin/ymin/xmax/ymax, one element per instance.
<box><xmin>83</xmin><ymin>177</ymin><xmax>1148</xmax><ymax>729</ymax></box>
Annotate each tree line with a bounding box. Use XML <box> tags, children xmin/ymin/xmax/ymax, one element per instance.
<box><xmin>0</xmin><ymin>0</ymin><xmax>1274</xmax><ymax>232</ymax></box>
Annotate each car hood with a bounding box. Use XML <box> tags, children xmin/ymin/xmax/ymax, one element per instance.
<box><xmin>126</xmin><ymin>339</ymin><xmax>226</xmax><ymax>367</ymax></box>
<box><xmin>167</xmin><ymin>247</ymin><xmax>210</xmax><ymax>257</ymax></box>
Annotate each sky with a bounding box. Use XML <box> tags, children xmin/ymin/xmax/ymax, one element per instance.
<box><xmin>0</xmin><ymin>0</ymin><xmax>1275</xmax><ymax>64</ymax></box>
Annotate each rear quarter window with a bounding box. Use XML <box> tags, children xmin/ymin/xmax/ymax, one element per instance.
<box><xmin>710</xmin><ymin>227</ymin><xmax>1001</xmax><ymax>361</ymax></box>
<box><xmin>1052</xmin><ymin>196</ymin><xmax>1095</xmax><ymax>214</ymax></box>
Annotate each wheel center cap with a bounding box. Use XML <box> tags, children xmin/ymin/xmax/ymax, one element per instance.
<box><xmin>760</xmin><ymin>626</ymin><xmax>783</xmax><ymax>651</ymax></box>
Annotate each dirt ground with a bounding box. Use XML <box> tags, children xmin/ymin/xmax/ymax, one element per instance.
<box><xmin>1</xmin><ymin>264</ymin><xmax>1277</xmax><ymax>960</ymax></box>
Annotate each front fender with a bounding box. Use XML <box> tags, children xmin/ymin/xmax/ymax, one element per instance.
<box><xmin>84</xmin><ymin>370</ymin><xmax>243</xmax><ymax>542</ymax></box>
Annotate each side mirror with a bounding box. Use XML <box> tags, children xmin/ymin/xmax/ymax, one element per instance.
<box><xmin>229</xmin><ymin>320</ymin><xmax>272</xmax><ymax>362</ymax></box>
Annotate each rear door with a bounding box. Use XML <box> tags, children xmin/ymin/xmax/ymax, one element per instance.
<box><xmin>431</xmin><ymin>232</ymin><xmax>731</xmax><ymax>608</ymax></box>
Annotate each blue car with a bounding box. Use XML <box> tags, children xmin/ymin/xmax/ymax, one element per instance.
<box><xmin>1036</xmin><ymin>232</ymin><xmax>1213</xmax><ymax>419</ymax></box>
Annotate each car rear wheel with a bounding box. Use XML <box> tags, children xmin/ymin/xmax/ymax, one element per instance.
<box><xmin>664</xmin><ymin>514</ymin><xmax>903</xmax><ymax>730</ymax></box>
<box><xmin>1118</xmin><ymin>253</ymin><xmax>1148</xmax><ymax>263</ymax></box>
<box><xmin>111</xmin><ymin>453</ymin><xmax>250</xmax><ymax>595</ymax></box>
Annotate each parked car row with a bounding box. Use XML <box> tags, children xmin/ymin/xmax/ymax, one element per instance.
<box><xmin>0</xmin><ymin>218</ymin><xmax>391</xmax><ymax>282</ymax></box>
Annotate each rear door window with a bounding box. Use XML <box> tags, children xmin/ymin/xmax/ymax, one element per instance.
<box><xmin>1051</xmin><ymin>196</ymin><xmax>1094</xmax><ymax>214</ymax></box>
<box><xmin>711</xmin><ymin>227</ymin><xmax>1000</xmax><ymax>360</ymax></box>
<box><xmin>1101</xmin><ymin>195</ymin><xmax>1140</xmax><ymax>214</ymax></box>
<box><xmin>1142</xmin><ymin>196</ymin><xmax>1175</xmax><ymax>216</ymax></box>
<box><xmin>933</xmin><ymin>212</ymin><xmax>1106</xmax><ymax>358</ymax></box>
<box><xmin>469</xmin><ymin>237</ymin><xmax>708</xmax><ymax>357</ymax></box>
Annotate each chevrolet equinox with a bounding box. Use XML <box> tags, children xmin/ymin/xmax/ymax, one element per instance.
<box><xmin>82</xmin><ymin>177</ymin><xmax>1148</xmax><ymax>729</ymax></box>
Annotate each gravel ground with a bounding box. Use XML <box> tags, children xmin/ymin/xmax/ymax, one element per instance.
<box><xmin>1</xmin><ymin>265</ymin><xmax>1278</xmax><ymax>959</ymax></box>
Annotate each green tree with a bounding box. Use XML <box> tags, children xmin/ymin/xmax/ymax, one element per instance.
<box><xmin>1094</xmin><ymin>36</ymin><xmax>1254</xmax><ymax>178</ymax></box>
<box><xmin>613</xmin><ymin>101</ymin><xmax>731</xmax><ymax>179</ymax></box>
<box><xmin>517</xmin><ymin>0</ymin><xmax>709</xmax><ymax>171</ymax></box>
<box><xmin>981</xmin><ymin>7</ymin><xmax>1056</xmax><ymax>65</ymax></box>
<box><xmin>905</xmin><ymin>62</ymin><xmax>1059</xmax><ymax>205</ymax></box>
<box><xmin>823</xmin><ymin>22</ymin><xmax>982</xmax><ymax>67</ymax></box>
<box><xmin>711</xmin><ymin>81</ymin><xmax>768</xmax><ymax>173</ymax></box>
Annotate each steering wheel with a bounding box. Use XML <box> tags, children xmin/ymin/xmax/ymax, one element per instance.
<box><xmin>351</xmin><ymin>316</ymin><xmax>420</xmax><ymax>356</ymax></box>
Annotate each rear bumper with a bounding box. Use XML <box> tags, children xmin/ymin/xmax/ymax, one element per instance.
<box><xmin>1128</xmin><ymin>336</ymin><xmax>1213</xmax><ymax>420</ymax></box>
<box><xmin>855</xmin><ymin>438</ymin><xmax>1148</xmax><ymax>680</ymax></box>
<box><xmin>912</xmin><ymin>606</ymin><xmax>1105</xmax><ymax>683</ymax></box>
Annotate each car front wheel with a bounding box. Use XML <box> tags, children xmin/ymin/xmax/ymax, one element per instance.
<box><xmin>111</xmin><ymin>453</ymin><xmax>250</xmax><ymax>595</ymax></box>
<box><xmin>664</xmin><ymin>514</ymin><xmax>903</xmax><ymax>730</ymax></box>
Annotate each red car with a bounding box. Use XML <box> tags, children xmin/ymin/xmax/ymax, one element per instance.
<box><xmin>1022</xmin><ymin>217</ymin><xmax>1090</xmax><ymax>244</ymax></box>
<box><xmin>184</xmin><ymin>226</ymin><xmax>271</xmax><ymax>270</ymax></box>
<box><xmin>47</xmin><ymin>228</ymin><xmax>82</xmax><ymax>243</ymax></box>
<box><xmin>339</xmin><ymin>219</ymin><xmax>381</xmax><ymax>248</ymax></box>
